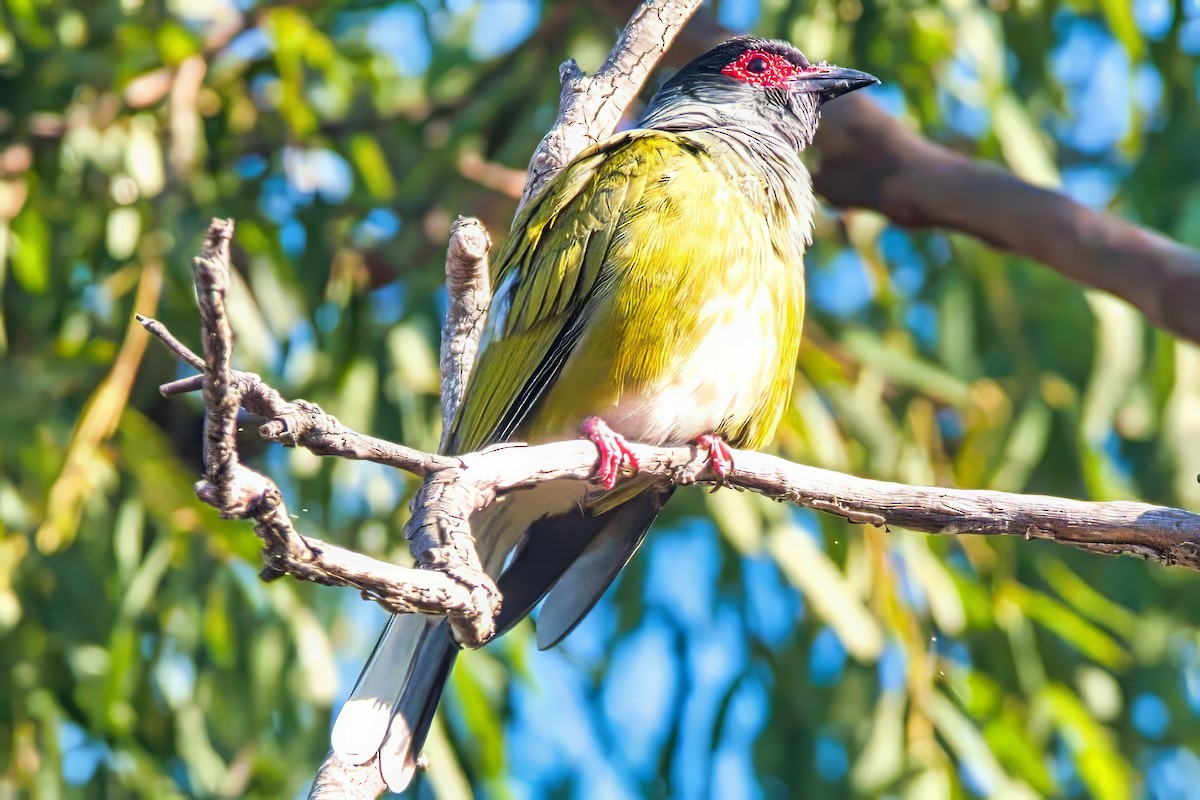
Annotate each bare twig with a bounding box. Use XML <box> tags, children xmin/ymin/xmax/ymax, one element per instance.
<box><xmin>135</xmin><ymin>314</ymin><xmax>204</xmax><ymax>371</ymax></box>
<box><xmin>517</xmin><ymin>0</ymin><xmax>704</xmax><ymax>210</ymax></box>
<box><xmin>165</xmin><ymin>219</ymin><xmax>500</xmax><ymax>640</ymax></box>
<box><xmin>138</xmin><ymin>318</ymin><xmax>454</xmax><ymax>475</ymax></box>
<box><xmin>439</xmin><ymin>217</ymin><xmax>492</xmax><ymax>447</ymax></box>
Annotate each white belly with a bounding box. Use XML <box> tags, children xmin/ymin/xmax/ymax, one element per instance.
<box><xmin>607</xmin><ymin>281</ymin><xmax>780</xmax><ymax>445</ymax></box>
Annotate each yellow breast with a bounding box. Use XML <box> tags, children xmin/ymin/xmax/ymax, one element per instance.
<box><xmin>526</xmin><ymin>146</ymin><xmax>806</xmax><ymax>449</ymax></box>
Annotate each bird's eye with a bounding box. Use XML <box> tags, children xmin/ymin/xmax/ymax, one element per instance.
<box><xmin>720</xmin><ymin>49</ymin><xmax>795</xmax><ymax>86</ymax></box>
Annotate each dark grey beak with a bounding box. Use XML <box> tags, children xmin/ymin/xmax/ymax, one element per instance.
<box><xmin>790</xmin><ymin>64</ymin><xmax>880</xmax><ymax>99</ymax></box>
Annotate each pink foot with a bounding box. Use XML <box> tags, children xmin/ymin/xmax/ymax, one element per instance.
<box><xmin>693</xmin><ymin>433</ymin><xmax>735</xmax><ymax>484</ymax></box>
<box><xmin>580</xmin><ymin>416</ymin><xmax>639</xmax><ymax>490</ymax></box>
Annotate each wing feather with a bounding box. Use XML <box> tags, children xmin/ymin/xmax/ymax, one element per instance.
<box><xmin>447</xmin><ymin>131</ymin><xmax>674</xmax><ymax>454</ymax></box>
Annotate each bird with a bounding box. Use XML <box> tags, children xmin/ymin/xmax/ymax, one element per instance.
<box><xmin>330</xmin><ymin>36</ymin><xmax>878</xmax><ymax>791</ymax></box>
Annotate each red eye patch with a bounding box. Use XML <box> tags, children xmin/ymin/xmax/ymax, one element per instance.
<box><xmin>720</xmin><ymin>49</ymin><xmax>801</xmax><ymax>88</ymax></box>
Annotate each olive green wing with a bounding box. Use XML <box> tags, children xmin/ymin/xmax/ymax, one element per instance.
<box><xmin>446</xmin><ymin>130</ymin><xmax>688</xmax><ymax>455</ymax></box>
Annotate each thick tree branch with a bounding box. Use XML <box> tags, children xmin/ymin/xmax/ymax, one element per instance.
<box><xmin>369</xmin><ymin>437</ymin><xmax>1200</xmax><ymax>569</ymax></box>
<box><xmin>809</xmin><ymin>95</ymin><xmax>1200</xmax><ymax>345</ymax></box>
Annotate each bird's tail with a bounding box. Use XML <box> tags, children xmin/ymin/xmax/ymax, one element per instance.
<box><xmin>331</xmin><ymin>613</ymin><xmax>457</xmax><ymax>791</ymax></box>
<box><xmin>326</xmin><ymin>489</ymin><xmax>555</xmax><ymax>792</ymax></box>
<box><xmin>328</xmin><ymin>480</ymin><xmax>665</xmax><ymax>790</ymax></box>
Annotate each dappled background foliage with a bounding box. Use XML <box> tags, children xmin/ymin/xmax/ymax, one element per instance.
<box><xmin>3</xmin><ymin>0</ymin><xmax>1200</xmax><ymax>796</ymax></box>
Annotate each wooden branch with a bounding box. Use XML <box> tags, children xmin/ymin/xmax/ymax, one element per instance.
<box><xmin>438</xmin><ymin>217</ymin><xmax>491</xmax><ymax>448</ymax></box>
<box><xmin>147</xmin><ymin>220</ymin><xmax>500</xmax><ymax>643</ymax></box>
<box><xmin>142</xmin><ymin>289</ymin><xmax>1200</xmax><ymax>573</ymax></box>
<box><xmin>517</xmin><ymin>0</ymin><xmax>704</xmax><ymax>210</ymax></box>
<box><xmin>137</xmin><ymin>323</ymin><xmax>454</xmax><ymax>475</ymax></box>
<box><xmin>810</xmin><ymin>94</ymin><xmax>1200</xmax><ymax>345</ymax></box>
<box><xmin>325</xmin><ymin>435</ymin><xmax>1200</xmax><ymax>569</ymax></box>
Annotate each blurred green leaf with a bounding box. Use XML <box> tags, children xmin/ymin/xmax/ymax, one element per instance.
<box><xmin>1036</xmin><ymin>559</ymin><xmax>1139</xmax><ymax>640</ymax></box>
<box><xmin>450</xmin><ymin>652</ymin><xmax>506</xmax><ymax>782</ymax></box>
<box><xmin>769</xmin><ymin>523</ymin><xmax>883</xmax><ymax>661</ymax></box>
<box><xmin>1098</xmin><ymin>0</ymin><xmax>1144</xmax><ymax>60</ymax></box>
<box><xmin>983</xmin><ymin>705</ymin><xmax>1055</xmax><ymax>794</ymax></box>
<box><xmin>11</xmin><ymin>205</ymin><xmax>49</xmax><ymax>294</ymax></box>
<box><xmin>156</xmin><ymin>20</ymin><xmax>200</xmax><ymax>65</ymax></box>
<box><xmin>993</xmin><ymin>92</ymin><xmax>1061</xmax><ymax>188</ymax></box>
<box><xmin>1041</xmin><ymin>683</ymin><xmax>1134</xmax><ymax>800</ymax></box>
<box><xmin>851</xmin><ymin>690</ymin><xmax>906</xmax><ymax>792</ymax></box>
<box><xmin>350</xmin><ymin>133</ymin><xmax>398</xmax><ymax>200</ymax></box>
<box><xmin>897</xmin><ymin>535</ymin><xmax>966</xmax><ymax>635</ymax></box>
<box><xmin>927</xmin><ymin>689</ymin><xmax>1038</xmax><ymax>798</ymax></box>
<box><xmin>1000</xmin><ymin>582</ymin><xmax>1130</xmax><ymax>669</ymax></box>
<box><xmin>842</xmin><ymin>328</ymin><xmax>972</xmax><ymax>406</ymax></box>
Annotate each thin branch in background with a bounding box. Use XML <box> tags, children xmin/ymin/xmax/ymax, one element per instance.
<box><xmin>810</xmin><ymin>94</ymin><xmax>1200</xmax><ymax>346</ymax></box>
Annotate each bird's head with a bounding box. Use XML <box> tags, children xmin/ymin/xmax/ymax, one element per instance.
<box><xmin>640</xmin><ymin>37</ymin><xmax>879</xmax><ymax>149</ymax></box>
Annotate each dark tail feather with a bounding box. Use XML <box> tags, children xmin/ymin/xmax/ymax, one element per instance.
<box><xmin>493</xmin><ymin>486</ymin><xmax>673</xmax><ymax>648</ymax></box>
<box><xmin>332</xmin><ymin>484</ymin><xmax>669</xmax><ymax>788</ymax></box>
<box><xmin>534</xmin><ymin>486</ymin><xmax>672</xmax><ymax>649</ymax></box>
<box><xmin>490</xmin><ymin>504</ymin><xmax>610</xmax><ymax>639</ymax></box>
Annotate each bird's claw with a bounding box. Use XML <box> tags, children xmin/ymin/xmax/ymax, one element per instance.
<box><xmin>693</xmin><ymin>433</ymin><xmax>734</xmax><ymax>489</ymax></box>
<box><xmin>581</xmin><ymin>416</ymin><xmax>639</xmax><ymax>490</ymax></box>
